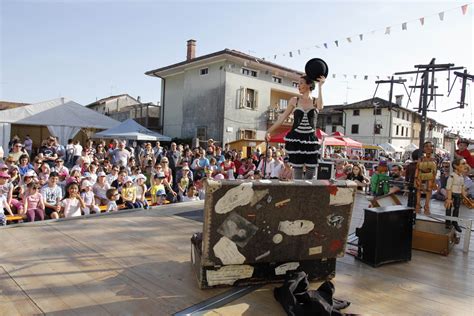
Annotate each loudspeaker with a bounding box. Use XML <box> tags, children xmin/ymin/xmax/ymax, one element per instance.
<box><xmin>356</xmin><ymin>206</ymin><xmax>414</xmax><ymax>267</ymax></box>
<box><xmin>317</xmin><ymin>162</ymin><xmax>334</xmax><ymax>180</ymax></box>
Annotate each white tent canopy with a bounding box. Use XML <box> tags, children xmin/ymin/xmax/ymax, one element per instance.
<box><xmin>404</xmin><ymin>143</ymin><xmax>419</xmax><ymax>152</ymax></box>
<box><xmin>0</xmin><ymin>98</ymin><xmax>120</xmax><ymax>149</ymax></box>
<box><xmin>93</xmin><ymin>118</ymin><xmax>172</xmax><ymax>141</ymax></box>
<box><xmin>379</xmin><ymin>142</ymin><xmax>399</xmax><ymax>153</ymax></box>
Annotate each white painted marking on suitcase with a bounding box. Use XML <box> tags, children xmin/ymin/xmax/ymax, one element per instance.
<box><xmin>213</xmin><ymin>237</ymin><xmax>246</xmax><ymax>265</ymax></box>
<box><xmin>309</xmin><ymin>246</ymin><xmax>323</xmax><ymax>255</ymax></box>
<box><xmin>206</xmin><ymin>265</ymin><xmax>254</xmax><ymax>286</ymax></box>
<box><xmin>259</xmin><ymin>180</ymin><xmax>272</xmax><ymax>184</ymax></box>
<box><xmin>329</xmin><ymin>187</ymin><xmax>354</xmax><ymax>205</ymax></box>
<box><xmin>275</xmin><ymin>262</ymin><xmax>300</xmax><ymax>275</ymax></box>
<box><xmin>278</xmin><ymin>220</ymin><xmax>315</xmax><ymax>235</ymax></box>
<box><xmin>326</xmin><ymin>214</ymin><xmax>344</xmax><ymax>229</ymax></box>
<box><xmin>272</xmin><ymin>233</ymin><xmax>283</xmax><ymax>244</ymax></box>
<box><xmin>215</xmin><ymin>182</ymin><xmax>254</xmax><ymax>214</ymax></box>
<box><xmin>255</xmin><ymin>250</ymin><xmax>270</xmax><ymax>261</ymax></box>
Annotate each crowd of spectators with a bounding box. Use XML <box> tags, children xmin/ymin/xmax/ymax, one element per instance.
<box><xmin>1</xmin><ymin>134</ymin><xmax>472</xmax><ymax>226</ymax></box>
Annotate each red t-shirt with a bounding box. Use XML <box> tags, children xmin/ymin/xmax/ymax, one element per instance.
<box><xmin>456</xmin><ymin>149</ymin><xmax>474</xmax><ymax>168</ymax></box>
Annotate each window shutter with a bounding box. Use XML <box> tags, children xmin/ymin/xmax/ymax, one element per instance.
<box><xmin>253</xmin><ymin>90</ymin><xmax>259</xmax><ymax>109</ymax></box>
<box><xmin>239</xmin><ymin>87</ymin><xmax>245</xmax><ymax>108</ymax></box>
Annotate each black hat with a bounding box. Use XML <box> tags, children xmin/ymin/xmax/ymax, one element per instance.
<box><xmin>305</xmin><ymin>58</ymin><xmax>328</xmax><ymax>81</ymax></box>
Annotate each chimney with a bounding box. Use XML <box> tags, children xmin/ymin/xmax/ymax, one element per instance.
<box><xmin>187</xmin><ymin>39</ymin><xmax>196</xmax><ymax>61</ymax></box>
<box><xmin>395</xmin><ymin>95</ymin><xmax>403</xmax><ymax>106</ymax></box>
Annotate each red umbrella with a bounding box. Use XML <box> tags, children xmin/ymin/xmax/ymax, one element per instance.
<box><xmin>316</xmin><ymin>128</ymin><xmax>328</xmax><ymax>140</ymax></box>
<box><xmin>331</xmin><ymin>131</ymin><xmax>362</xmax><ymax>148</ymax></box>
<box><xmin>323</xmin><ymin>136</ymin><xmax>346</xmax><ymax>146</ymax></box>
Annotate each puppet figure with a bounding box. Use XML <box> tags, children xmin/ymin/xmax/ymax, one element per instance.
<box><xmin>415</xmin><ymin>141</ymin><xmax>437</xmax><ymax>214</ymax></box>
<box><xmin>445</xmin><ymin>158</ymin><xmax>468</xmax><ymax>232</ymax></box>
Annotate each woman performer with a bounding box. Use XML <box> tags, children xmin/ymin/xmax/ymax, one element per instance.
<box><xmin>266</xmin><ymin>75</ymin><xmax>325</xmax><ymax>179</ymax></box>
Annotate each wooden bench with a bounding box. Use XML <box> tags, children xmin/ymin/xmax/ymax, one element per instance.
<box><xmin>98</xmin><ymin>204</ymin><xmax>126</xmax><ymax>212</ymax></box>
<box><xmin>6</xmin><ymin>215</ymin><xmax>24</xmax><ymax>224</ymax></box>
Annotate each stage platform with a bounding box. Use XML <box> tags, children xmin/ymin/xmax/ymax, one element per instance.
<box><xmin>1</xmin><ymin>194</ymin><xmax>473</xmax><ymax>315</ymax></box>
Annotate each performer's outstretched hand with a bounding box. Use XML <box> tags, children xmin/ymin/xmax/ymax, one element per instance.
<box><xmin>318</xmin><ymin>76</ymin><xmax>326</xmax><ymax>86</ymax></box>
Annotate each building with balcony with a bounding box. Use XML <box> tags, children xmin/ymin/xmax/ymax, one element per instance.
<box><xmin>145</xmin><ymin>40</ymin><xmax>302</xmax><ymax>144</ymax></box>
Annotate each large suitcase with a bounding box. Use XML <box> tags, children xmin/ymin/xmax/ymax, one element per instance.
<box><xmin>192</xmin><ymin>179</ymin><xmax>357</xmax><ymax>288</ymax></box>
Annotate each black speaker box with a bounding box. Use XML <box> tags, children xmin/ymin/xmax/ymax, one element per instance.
<box><xmin>317</xmin><ymin>161</ymin><xmax>334</xmax><ymax>180</ymax></box>
<box><xmin>356</xmin><ymin>206</ymin><xmax>415</xmax><ymax>267</ymax></box>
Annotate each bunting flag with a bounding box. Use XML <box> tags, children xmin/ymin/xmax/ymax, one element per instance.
<box><xmin>354</xmin><ymin>75</ymin><xmax>357</xmax><ymax>79</ymax></box>
<box><xmin>332</xmin><ymin>74</ymin><xmax>336</xmax><ymax>79</ymax></box>
<box><xmin>364</xmin><ymin>75</ymin><xmax>368</xmax><ymax>80</ymax></box>
<box><xmin>344</xmin><ymin>74</ymin><xmax>347</xmax><ymax>79</ymax></box>
<box><xmin>377</xmin><ymin>76</ymin><xmax>380</xmax><ymax>79</ymax></box>
<box><xmin>261</xmin><ymin>3</ymin><xmax>469</xmax><ymax>61</ymax></box>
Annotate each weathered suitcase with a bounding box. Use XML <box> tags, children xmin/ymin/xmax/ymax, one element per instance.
<box><xmin>412</xmin><ymin>219</ymin><xmax>456</xmax><ymax>256</ymax></box>
<box><xmin>192</xmin><ymin>179</ymin><xmax>357</xmax><ymax>289</ymax></box>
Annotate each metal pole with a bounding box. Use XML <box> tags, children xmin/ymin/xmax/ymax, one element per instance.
<box><xmin>419</xmin><ymin>69</ymin><xmax>430</xmax><ymax>147</ymax></box>
<box><xmin>388</xmin><ymin>76</ymin><xmax>394</xmax><ymax>143</ymax></box>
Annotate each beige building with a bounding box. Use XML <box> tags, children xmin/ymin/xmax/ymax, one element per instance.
<box><xmin>145</xmin><ymin>40</ymin><xmax>303</xmax><ymax>144</ymax></box>
<box><xmin>87</xmin><ymin>94</ymin><xmax>162</xmax><ymax>132</ymax></box>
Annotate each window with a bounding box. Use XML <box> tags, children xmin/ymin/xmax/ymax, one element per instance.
<box><xmin>242</xmin><ymin>68</ymin><xmax>257</xmax><ymax>77</ymax></box>
<box><xmin>374</xmin><ymin>124</ymin><xmax>382</xmax><ymax>134</ymax></box>
<box><xmin>200</xmin><ymin>68</ymin><xmax>208</xmax><ymax>75</ymax></box>
<box><xmin>351</xmin><ymin>124</ymin><xmax>359</xmax><ymax>134</ymax></box>
<box><xmin>239</xmin><ymin>129</ymin><xmax>256</xmax><ymax>140</ymax></box>
<box><xmin>396</xmin><ymin>125</ymin><xmax>399</xmax><ymax>136</ymax></box>
<box><xmin>397</xmin><ymin>111</ymin><xmax>400</xmax><ymax>118</ymax></box>
<box><xmin>402</xmin><ymin>112</ymin><xmax>405</xmax><ymax>120</ymax></box>
<box><xmin>292</xmin><ymin>81</ymin><xmax>299</xmax><ymax>88</ymax></box>
<box><xmin>373</xmin><ymin>108</ymin><xmax>382</xmax><ymax>115</ymax></box>
<box><xmin>353</xmin><ymin>110</ymin><xmax>360</xmax><ymax>116</ymax></box>
<box><xmin>196</xmin><ymin>126</ymin><xmax>207</xmax><ymax>140</ymax></box>
<box><xmin>238</xmin><ymin>87</ymin><xmax>259</xmax><ymax>110</ymax></box>
<box><xmin>327</xmin><ymin>116</ymin><xmax>332</xmax><ymax>124</ymax></box>
<box><xmin>272</xmin><ymin>76</ymin><xmax>282</xmax><ymax>84</ymax></box>
<box><xmin>332</xmin><ymin>125</ymin><xmax>337</xmax><ymax>133</ymax></box>
<box><xmin>279</xmin><ymin>99</ymin><xmax>288</xmax><ymax>110</ymax></box>
<box><xmin>407</xmin><ymin>113</ymin><xmax>410</xmax><ymax>121</ymax></box>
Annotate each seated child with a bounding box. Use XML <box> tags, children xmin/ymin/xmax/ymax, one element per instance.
<box><xmin>105</xmin><ymin>188</ymin><xmax>120</xmax><ymax>212</ymax></box>
<box><xmin>80</xmin><ymin>180</ymin><xmax>100</xmax><ymax>215</ymax></box>
<box><xmin>182</xmin><ymin>185</ymin><xmax>200</xmax><ymax>202</ymax></box>
<box><xmin>24</xmin><ymin>182</ymin><xmax>45</xmax><ymax>222</ymax></box>
<box><xmin>0</xmin><ymin>192</ymin><xmax>14</xmax><ymax>226</ymax></box>
<box><xmin>150</xmin><ymin>173</ymin><xmax>167</xmax><ymax>206</ymax></box>
<box><xmin>135</xmin><ymin>174</ymin><xmax>148</xmax><ymax>209</ymax></box>
<box><xmin>61</xmin><ymin>182</ymin><xmax>86</xmax><ymax>218</ymax></box>
<box><xmin>121</xmin><ymin>176</ymin><xmax>141</xmax><ymax>209</ymax></box>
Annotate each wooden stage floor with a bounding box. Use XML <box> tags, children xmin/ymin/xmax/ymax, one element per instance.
<box><xmin>1</xmin><ymin>193</ymin><xmax>473</xmax><ymax>315</ymax></box>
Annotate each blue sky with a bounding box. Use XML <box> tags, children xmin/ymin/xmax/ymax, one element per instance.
<box><xmin>1</xmin><ymin>0</ymin><xmax>473</xmax><ymax>136</ymax></box>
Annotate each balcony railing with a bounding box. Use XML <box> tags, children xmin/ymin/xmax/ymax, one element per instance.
<box><xmin>267</xmin><ymin>108</ymin><xmax>294</xmax><ymax>124</ymax></box>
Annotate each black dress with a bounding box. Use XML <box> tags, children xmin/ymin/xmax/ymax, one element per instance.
<box><xmin>284</xmin><ymin>98</ymin><xmax>320</xmax><ymax>168</ymax></box>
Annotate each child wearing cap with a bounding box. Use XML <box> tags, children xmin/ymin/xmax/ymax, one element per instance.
<box><xmin>177</xmin><ymin>167</ymin><xmax>191</xmax><ymax>200</ymax></box>
<box><xmin>41</xmin><ymin>172</ymin><xmax>62</xmax><ymax>219</ymax></box>
<box><xmin>135</xmin><ymin>174</ymin><xmax>148</xmax><ymax>209</ymax></box>
<box><xmin>80</xmin><ymin>180</ymin><xmax>100</xmax><ymax>215</ymax></box>
<box><xmin>150</xmin><ymin>173</ymin><xmax>166</xmax><ymax>205</ymax></box>
<box><xmin>121</xmin><ymin>176</ymin><xmax>140</xmax><ymax>209</ymax></box>
<box><xmin>24</xmin><ymin>182</ymin><xmax>45</xmax><ymax>222</ymax></box>
<box><xmin>93</xmin><ymin>172</ymin><xmax>110</xmax><ymax>205</ymax></box>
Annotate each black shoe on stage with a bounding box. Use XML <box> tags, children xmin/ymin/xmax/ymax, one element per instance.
<box><xmin>453</xmin><ymin>222</ymin><xmax>462</xmax><ymax>233</ymax></box>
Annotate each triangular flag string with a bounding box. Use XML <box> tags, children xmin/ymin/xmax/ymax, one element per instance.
<box><xmin>261</xmin><ymin>3</ymin><xmax>469</xmax><ymax>61</ymax></box>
